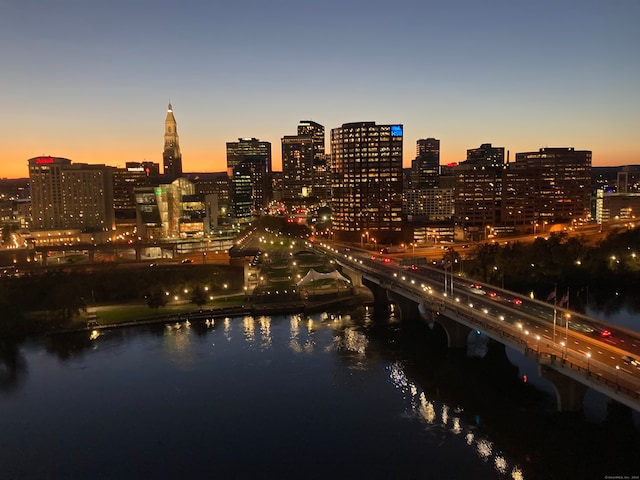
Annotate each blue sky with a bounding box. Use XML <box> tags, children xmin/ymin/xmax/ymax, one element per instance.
<box><xmin>1</xmin><ymin>0</ymin><xmax>639</xmax><ymax>177</ymax></box>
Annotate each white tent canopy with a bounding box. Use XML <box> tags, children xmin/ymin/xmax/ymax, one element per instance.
<box><xmin>296</xmin><ymin>269</ymin><xmax>351</xmax><ymax>286</ymax></box>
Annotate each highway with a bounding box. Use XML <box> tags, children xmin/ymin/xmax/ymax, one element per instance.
<box><xmin>313</xmin><ymin>241</ymin><xmax>640</xmax><ymax>407</ymax></box>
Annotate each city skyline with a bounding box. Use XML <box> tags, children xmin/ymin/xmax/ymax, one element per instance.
<box><xmin>2</xmin><ymin>0</ymin><xmax>639</xmax><ymax>179</ymax></box>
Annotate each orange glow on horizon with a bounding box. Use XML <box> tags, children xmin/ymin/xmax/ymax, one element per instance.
<box><xmin>1</xmin><ymin>144</ymin><xmax>636</xmax><ymax>179</ymax></box>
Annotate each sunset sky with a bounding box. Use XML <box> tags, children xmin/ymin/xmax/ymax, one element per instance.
<box><xmin>1</xmin><ymin>0</ymin><xmax>639</xmax><ymax>179</ymax></box>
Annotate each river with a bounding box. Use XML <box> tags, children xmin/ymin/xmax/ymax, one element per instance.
<box><xmin>0</xmin><ymin>305</ymin><xmax>639</xmax><ymax>479</ymax></box>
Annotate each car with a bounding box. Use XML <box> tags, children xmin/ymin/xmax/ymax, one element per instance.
<box><xmin>488</xmin><ymin>291</ymin><xmax>498</xmax><ymax>299</ymax></box>
<box><xmin>569</xmin><ymin>322</ymin><xmax>595</xmax><ymax>334</ymax></box>
<box><xmin>181</xmin><ymin>258</ymin><xmax>193</xmax><ymax>264</ymax></box>
<box><xmin>622</xmin><ymin>355</ymin><xmax>639</xmax><ymax>367</ymax></box>
<box><xmin>599</xmin><ymin>329</ymin><xmax>612</xmax><ymax>338</ymax></box>
<box><xmin>510</xmin><ymin>298</ymin><xmax>523</xmax><ymax>306</ymax></box>
<box><xmin>383</xmin><ymin>257</ymin><xmax>391</xmax><ymax>263</ymax></box>
<box><xmin>468</xmin><ymin>284</ymin><xmax>486</xmax><ymax>295</ymax></box>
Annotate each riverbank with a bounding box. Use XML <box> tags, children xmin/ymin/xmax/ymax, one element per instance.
<box><xmin>46</xmin><ymin>287</ymin><xmax>375</xmax><ymax>336</ymax></box>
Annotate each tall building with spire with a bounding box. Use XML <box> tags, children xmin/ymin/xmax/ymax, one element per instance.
<box><xmin>163</xmin><ymin>103</ymin><xmax>182</xmax><ymax>180</ymax></box>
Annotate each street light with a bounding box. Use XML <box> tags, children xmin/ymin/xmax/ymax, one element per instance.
<box><xmin>586</xmin><ymin>352</ymin><xmax>591</xmax><ymax>375</ymax></box>
<box><xmin>536</xmin><ymin>335</ymin><xmax>541</xmax><ymax>354</ymax></box>
<box><xmin>616</xmin><ymin>365</ymin><xmax>620</xmax><ymax>388</ymax></box>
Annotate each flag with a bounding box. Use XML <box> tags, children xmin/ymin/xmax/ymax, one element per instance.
<box><xmin>546</xmin><ymin>290</ymin><xmax>556</xmax><ymax>302</ymax></box>
<box><xmin>558</xmin><ymin>291</ymin><xmax>569</xmax><ymax>307</ymax></box>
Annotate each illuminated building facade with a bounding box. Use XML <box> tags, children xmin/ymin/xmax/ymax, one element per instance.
<box><xmin>330</xmin><ymin>122</ymin><xmax>404</xmax><ymax>243</ymax></box>
<box><xmin>453</xmin><ymin>144</ymin><xmax>505</xmax><ymax>238</ymax></box>
<box><xmin>226</xmin><ymin>138</ymin><xmax>272</xmax><ymax>220</ymax></box>
<box><xmin>504</xmin><ymin>148</ymin><xmax>592</xmax><ymax>226</ymax></box>
<box><xmin>411</xmin><ymin>138</ymin><xmax>440</xmax><ymax>188</ymax></box>
<box><xmin>466</xmin><ymin>143</ymin><xmax>505</xmax><ymax>165</ymax></box>
<box><xmin>282</xmin><ymin>134</ymin><xmax>314</xmax><ymax>200</ymax></box>
<box><xmin>403</xmin><ymin>187</ymin><xmax>454</xmax><ymax>221</ymax></box>
<box><xmin>112</xmin><ymin>162</ymin><xmax>160</xmax><ymax>227</ymax></box>
<box><xmin>28</xmin><ymin>156</ymin><xmax>115</xmax><ymax>231</ymax></box>
<box><xmin>134</xmin><ymin>178</ymin><xmax>198</xmax><ymax>239</ymax></box>
<box><xmin>297</xmin><ymin>121</ymin><xmax>328</xmax><ymax>200</ymax></box>
<box><xmin>162</xmin><ymin>103</ymin><xmax>183</xmax><ymax>180</ymax></box>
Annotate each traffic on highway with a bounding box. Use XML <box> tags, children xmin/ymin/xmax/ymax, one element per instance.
<box><xmin>313</xmin><ymin>241</ymin><xmax>640</xmax><ymax>389</ymax></box>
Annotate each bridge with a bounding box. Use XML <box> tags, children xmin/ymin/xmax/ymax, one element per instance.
<box><xmin>314</xmin><ymin>241</ymin><xmax>640</xmax><ymax>414</ymax></box>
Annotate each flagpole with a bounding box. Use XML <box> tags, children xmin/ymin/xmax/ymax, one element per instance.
<box><xmin>553</xmin><ymin>284</ymin><xmax>557</xmax><ymax>342</ymax></box>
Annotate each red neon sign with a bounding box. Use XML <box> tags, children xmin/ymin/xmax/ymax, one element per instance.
<box><xmin>35</xmin><ymin>157</ymin><xmax>54</xmax><ymax>165</ymax></box>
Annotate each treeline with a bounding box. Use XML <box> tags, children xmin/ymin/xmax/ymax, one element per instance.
<box><xmin>459</xmin><ymin>227</ymin><xmax>640</xmax><ymax>314</ymax></box>
<box><xmin>0</xmin><ymin>264</ymin><xmax>243</xmax><ymax>338</ymax></box>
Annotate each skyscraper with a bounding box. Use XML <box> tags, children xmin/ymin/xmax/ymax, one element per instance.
<box><xmin>330</xmin><ymin>122</ymin><xmax>405</xmax><ymax>243</ymax></box>
<box><xmin>226</xmin><ymin>138</ymin><xmax>272</xmax><ymax>220</ymax></box>
<box><xmin>163</xmin><ymin>103</ymin><xmax>182</xmax><ymax>180</ymax></box>
<box><xmin>282</xmin><ymin>134</ymin><xmax>314</xmax><ymax>200</ymax></box>
<box><xmin>297</xmin><ymin>121</ymin><xmax>328</xmax><ymax>200</ymax></box>
<box><xmin>411</xmin><ymin>138</ymin><xmax>440</xmax><ymax>188</ymax></box>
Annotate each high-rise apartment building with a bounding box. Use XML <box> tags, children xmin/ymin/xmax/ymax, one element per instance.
<box><xmin>330</xmin><ymin>122</ymin><xmax>404</xmax><ymax>243</ymax></box>
<box><xmin>410</xmin><ymin>138</ymin><xmax>440</xmax><ymax>188</ymax></box>
<box><xmin>28</xmin><ymin>156</ymin><xmax>115</xmax><ymax>231</ymax></box>
<box><xmin>226</xmin><ymin>138</ymin><xmax>272</xmax><ymax>220</ymax></box>
<box><xmin>163</xmin><ymin>103</ymin><xmax>182</xmax><ymax>180</ymax></box>
<box><xmin>504</xmin><ymin>147</ymin><xmax>592</xmax><ymax>226</ymax></box>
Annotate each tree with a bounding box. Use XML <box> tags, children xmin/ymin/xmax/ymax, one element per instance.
<box><xmin>190</xmin><ymin>285</ymin><xmax>207</xmax><ymax>307</ymax></box>
<box><xmin>146</xmin><ymin>290</ymin><xmax>167</xmax><ymax>310</ymax></box>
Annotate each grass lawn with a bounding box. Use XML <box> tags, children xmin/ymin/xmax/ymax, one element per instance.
<box><xmin>91</xmin><ymin>294</ymin><xmax>245</xmax><ymax>325</ymax></box>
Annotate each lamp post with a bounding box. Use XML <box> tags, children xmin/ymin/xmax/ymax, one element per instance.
<box><xmin>586</xmin><ymin>352</ymin><xmax>591</xmax><ymax>375</ymax></box>
<box><xmin>616</xmin><ymin>365</ymin><xmax>620</xmax><ymax>389</ymax></box>
<box><xmin>536</xmin><ymin>335</ymin><xmax>541</xmax><ymax>355</ymax></box>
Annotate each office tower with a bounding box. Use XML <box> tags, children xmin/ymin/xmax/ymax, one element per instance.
<box><xmin>163</xmin><ymin>103</ymin><xmax>183</xmax><ymax>180</ymax></box>
<box><xmin>410</xmin><ymin>138</ymin><xmax>440</xmax><ymax>188</ymax></box>
<box><xmin>466</xmin><ymin>143</ymin><xmax>505</xmax><ymax>165</ymax></box>
<box><xmin>453</xmin><ymin>143</ymin><xmax>506</xmax><ymax>238</ymax></box>
<box><xmin>28</xmin><ymin>156</ymin><xmax>115</xmax><ymax>231</ymax></box>
<box><xmin>112</xmin><ymin>162</ymin><xmax>160</xmax><ymax>227</ymax></box>
<box><xmin>504</xmin><ymin>147</ymin><xmax>592</xmax><ymax>226</ymax></box>
<box><xmin>297</xmin><ymin>120</ymin><xmax>328</xmax><ymax>200</ymax></box>
<box><xmin>330</xmin><ymin>122</ymin><xmax>404</xmax><ymax>243</ymax></box>
<box><xmin>226</xmin><ymin>138</ymin><xmax>272</xmax><ymax>220</ymax></box>
<box><xmin>281</xmin><ymin>134</ymin><xmax>314</xmax><ymax>200</ymax></box>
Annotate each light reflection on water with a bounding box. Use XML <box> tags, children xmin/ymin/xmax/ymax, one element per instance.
<box><xmin>387</xmin><ymin>360</ymin><xmax>525</xmax><ymax>479</ymax></box>
<box><xmin>3</xmin><ymin>311</ymin><xmax>596</xmax><ymax>479</ymax></box>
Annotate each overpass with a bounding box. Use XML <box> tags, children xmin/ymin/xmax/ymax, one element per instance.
<box><xmin>314</xmin><ymin>242</ymin><xmax>640</xmax><ymax>413</ymax></box>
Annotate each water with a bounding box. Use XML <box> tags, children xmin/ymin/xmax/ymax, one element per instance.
<box><xmin>0</xmin><ymin>308</ymin><xmax>639</xmax><ymax>480</ymax></box>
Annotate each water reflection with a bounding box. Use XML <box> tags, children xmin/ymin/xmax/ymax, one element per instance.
<box><xmin>387</xmin><ymin>361</ymin><xmax>525</xmax><ymax>479</ymax></box>
<box><xmin>0</xmin><ymin>342</ymin><xmax>27</xmax><ymax>393</ymax></box>
<box><xmin>243</xmin><ymin>316</ymin><xmax>255</xmax><ymax>344</ymax></box>
<box><xmin>259</xmin><ymin>316</ymin><xmax>272</xmax><ymax>350</ymax></box>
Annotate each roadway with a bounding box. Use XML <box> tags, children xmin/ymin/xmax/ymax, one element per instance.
<box><xmin>313</xmin><ymin>241</ymin><xmax>640</xmax><ymax>408</ymax></box>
